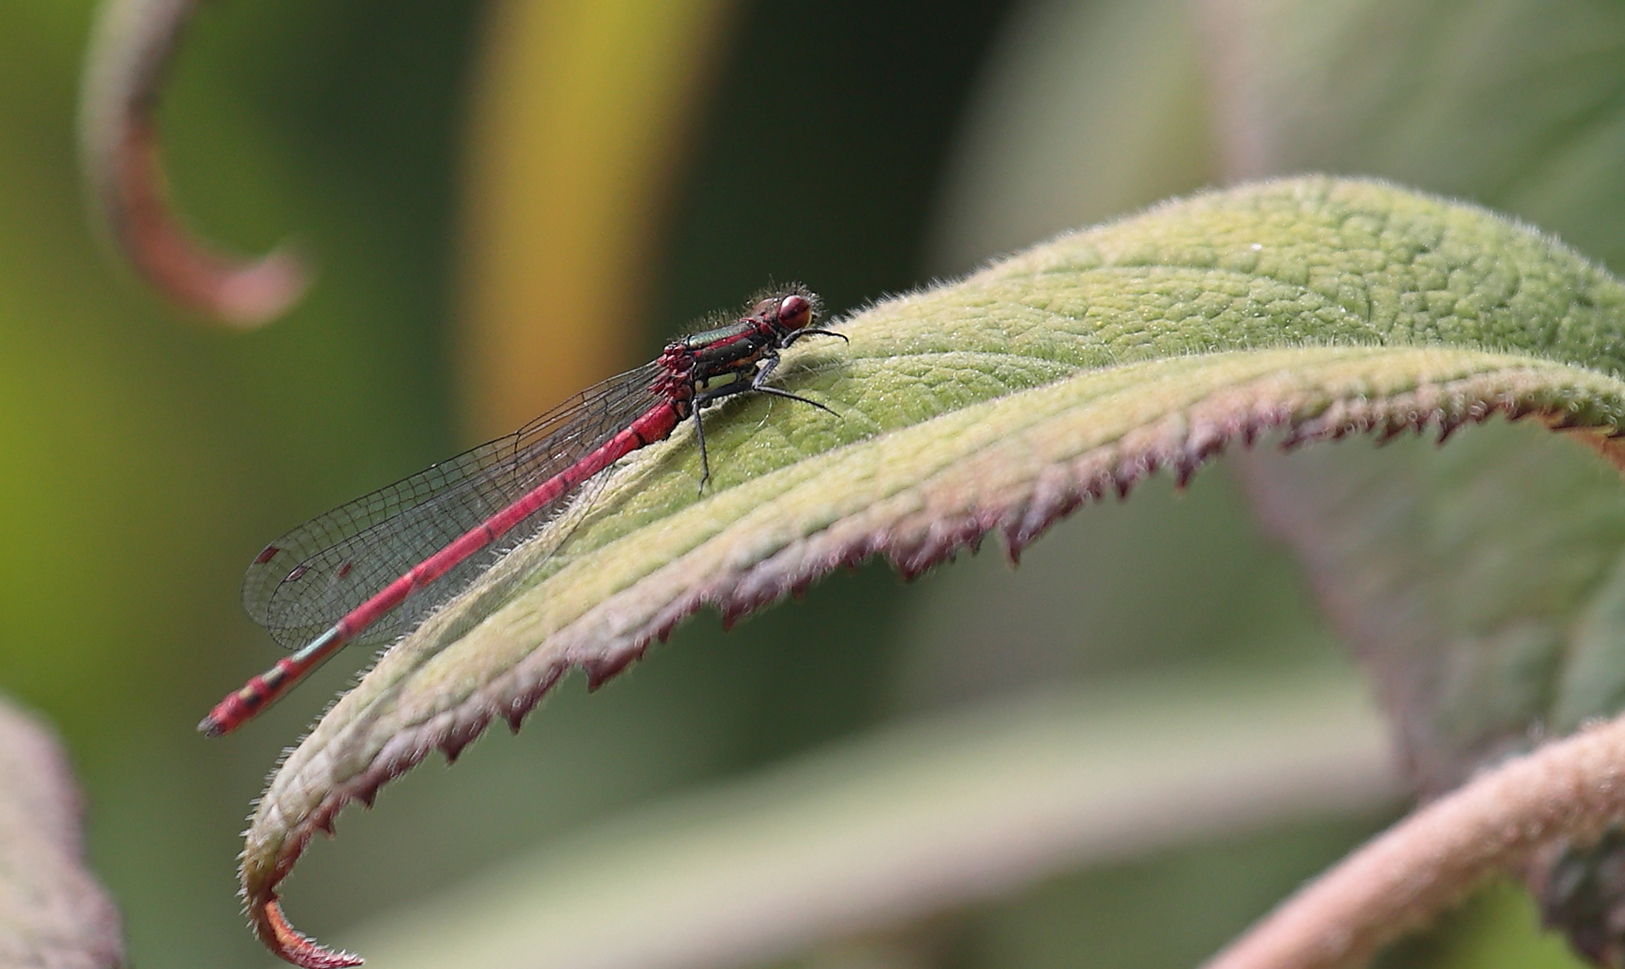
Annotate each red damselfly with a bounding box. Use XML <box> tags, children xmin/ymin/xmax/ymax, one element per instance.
<box><xmin>201</xmin><ymin>287</ymin><xmax>841</xmax><ymax>736</ymax></box>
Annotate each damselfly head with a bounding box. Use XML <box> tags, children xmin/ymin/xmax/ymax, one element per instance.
<box><xmin>744</xmin><ymin>285</ymin><xmax>820</xmax><ymax>333</ymax></box>
<box><xmin>775</xmin><ymin>292</ymin><xmax>814</xmax><ymax>331</ymax></box>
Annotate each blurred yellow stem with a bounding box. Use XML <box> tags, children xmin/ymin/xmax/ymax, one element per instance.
<box><xmin>457</xmin><ymin>0</ymin><xmax>735</xmax><ymax>439</ymax></box>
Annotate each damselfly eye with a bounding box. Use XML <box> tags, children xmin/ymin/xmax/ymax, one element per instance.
<box><xmin>777</xmin><ymin>293</ymin><xmax>812</xmax><ymax>329</ymax></box>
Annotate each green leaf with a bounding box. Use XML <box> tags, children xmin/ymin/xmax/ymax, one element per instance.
<box><xmin>1200</xmin><ymin>4</ymin><xmax>1625</xmax><ymax>961</ymax></box>
<box><xmin>1240</xmin><ymin>418</ymin><xmax>1625</xmax><ymax>795</ymax></box>
<box><xmin>237</xmin><ymin>176</ymin><xmax>1625</xmax><ymax>965</ymax></box>
<box><xmin>1205</xmin><ymin>0</ymin><xmax>1625</xmax><ymax>267</ymax></box>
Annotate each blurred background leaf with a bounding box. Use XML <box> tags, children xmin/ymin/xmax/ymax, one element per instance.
<box><xmin>4</xmin><ymin>0</ymin><xmax>1622</xmax><ymax>966</ymax></box>
<box><xmin>1197</xmin><ymin>3</ymin><xmax>1625</xmax><ymax>960</ymax></box>
<box><xmin>0</xmin><ymin>697</ymin><xmax>122</xmax><ymax>967</ymax></box>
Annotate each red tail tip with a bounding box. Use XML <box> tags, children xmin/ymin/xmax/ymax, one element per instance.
<box><xmin>198</xmin><ymin>692</ymin><xmax>253</xmax><ymax>737</ymax></box>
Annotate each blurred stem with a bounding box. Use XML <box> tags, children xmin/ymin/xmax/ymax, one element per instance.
<box><xmin>1203</xmin><ymin>707</ymin><xmax>1625</xmax><ymax>969</ymax></box>
<box><xmin>456</xmin><ymin>0</ymin><xmax>736</xmax><ymax>439</ymax></box>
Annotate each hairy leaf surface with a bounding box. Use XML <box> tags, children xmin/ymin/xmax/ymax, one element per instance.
<box><xmin>237</xmin><ymin>176</ymin><xmax>1625</xmax><ymax>967</ymax></box>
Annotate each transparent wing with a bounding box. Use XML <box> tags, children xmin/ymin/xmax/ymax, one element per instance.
<box><xmin>241</xmin><ymin>361</ymin><xmax>667</xmax><ymax>649</ymax></box>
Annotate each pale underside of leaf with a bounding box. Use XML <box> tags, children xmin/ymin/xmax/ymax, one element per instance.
<box><xmin>234</xmin><ymin>176</ymin><xmax>1625</xmax><ymax>966</ymax></box>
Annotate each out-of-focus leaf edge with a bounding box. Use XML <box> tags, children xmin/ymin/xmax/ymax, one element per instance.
<box><xmin>233</xmin><ymin>176</ymin><xmax>1625</xmax><ymax>967</ymax></box>
<box><xmin>0</xmin><ymin>700</ymin><xmax>125</xmax><ymax>968</ymax></box>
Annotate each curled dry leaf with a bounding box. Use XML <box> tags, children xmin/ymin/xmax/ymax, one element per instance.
<box><xmin>236</xmin><ymin>176</ymin><xmax>1625</xmax><ymax>965</ymax></box>
<box><xmin>80</xmin><ymin>0</ymin><xmax>308</xmax><ymax>326</ymax></box>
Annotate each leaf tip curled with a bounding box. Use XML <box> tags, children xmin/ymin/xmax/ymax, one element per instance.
<box><xmin>198</xmin><ymin>246</ymin><xmax>313</xmax><ymax>329</ymax></box>
<box><xmin>81</xmin><ymin>0</ymin><xmax>313</xmax><ymax>326</ymax></box>
<box><xmin>258</xmin><ymin>898</ymin><xmax>363</xmax><ymax>969</ymax></box>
